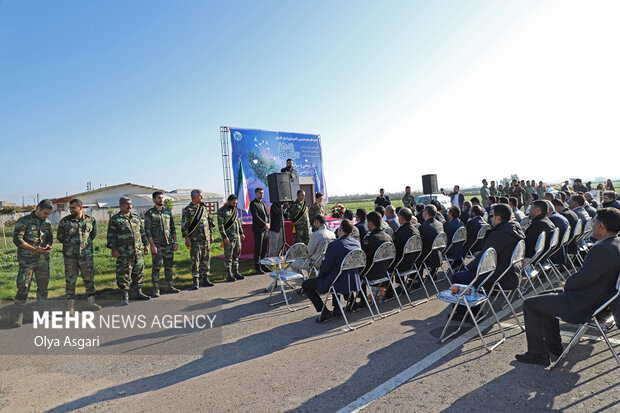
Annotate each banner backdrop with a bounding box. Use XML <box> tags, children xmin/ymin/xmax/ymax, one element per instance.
<box><xmin>227</xmin><ymin>128</ymin><xmax>327</xmax><ymax>221</ymax></box>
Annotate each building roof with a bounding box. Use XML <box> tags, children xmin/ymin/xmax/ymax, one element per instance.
<box><xmin>51</xmin><ymin>183</ymin><xmax>166</xmax><ymax>204</ymax></box>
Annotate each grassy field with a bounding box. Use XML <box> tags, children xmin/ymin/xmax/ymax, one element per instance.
<box><xmin>0</xmin><ymin>217</ymin><xmax>255</xmax><ymax>303</ymax></box>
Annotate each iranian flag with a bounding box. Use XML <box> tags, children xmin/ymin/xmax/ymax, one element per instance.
<box><xmin>236</xmin><ymin>159</ymin><xmax>250</xmax><ymax>212</ymax></box>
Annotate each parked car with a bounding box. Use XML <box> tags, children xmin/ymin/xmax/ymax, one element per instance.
<box><xmin>414</xmin><ymin>194</ymin><xmax>452</xmax><ymax>210</ymax></box>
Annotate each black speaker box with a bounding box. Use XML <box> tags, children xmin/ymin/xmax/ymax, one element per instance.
<box><xmin>422</xmin><ymin>174</ymin><xmax>438</xmax><ymax>195</ymax></box>
<box><xmin>268</xmin><ymin>172</ymin><xmax>294</xmax><ymax>203</ymax></box>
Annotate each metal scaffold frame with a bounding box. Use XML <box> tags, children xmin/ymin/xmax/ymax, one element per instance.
<box><xmin>220</xmin><ymin>126</ymin><xmax>234</xmax><ymax>197</ymax></box>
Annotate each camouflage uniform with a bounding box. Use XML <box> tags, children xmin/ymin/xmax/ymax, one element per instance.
<box><xmin>288</xmin><ymin>200</ymin><xmax>310</xmax><ymax>245</ymax></box>
<box><xmin>308</xmin><ymin>202</ymin><xmax>325</xmax><ymax>232</ymax></box>
<box><xmin>525</xmin><ymin>185</ymin><xmax>535</xmax><ymax>206</ymax></box>
<box><xmin>480</xmin><ymin>185</ymin><xmax>490</xmax><ymax>205</ymax></box>
<box><xmin>13</xmin><ymin>212</ymin><xmax>53</xmax><ymax>301</ymax></box>
<box><xmin>536</xmin><ymin>185</ymin><xmax>546</xmax><ymax>199</ymax></box>
<box><xmin>181</xmin><ymin>202</ymin><xmax>212</xmax><ymax>281</ymax></box>
<box><xmin>57</xmin><ymin>213</ymin><xmax>97</xmax><ymax>299</ymax></box>
<box><xmin>107</xmin><ymin>212</ymin><xmax>148</xmax><ymax>292</ymax></box>
<box><xmin>217</xmin><ymin>205</ymin><xmax>244</xmax><ymax>274</ymax></box>
<box><xmin>489</xmin><ymin>186</ymin><xmax>498</xmax><ymax>197</ymax></box>
<box><xmin>402</xmin><ymin>194</ymin><xmax>415</xmax><ymax>209</ymax></box>
<box><xmin>145</xmin><ymin>206</ymin><xmax>176</xmax><ymax>283</ymax></box>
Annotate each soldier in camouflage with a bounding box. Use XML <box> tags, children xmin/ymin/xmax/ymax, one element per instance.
<box><xmin>107</xmin><ymin>197</ymin><xmax>150</xmax><ymax>305</ymax></box>
<box><xmin>182</xmin><ymin>189</ymin><xmax>215</xmax><ymax>289</ymax></box>
<box><xmin>402</xmin><ymin>186</ymin><xmax>415</xmax><ymax>209</ymax></box>
<box><xmin>217</xmin><ymin>194</ymin><xmax>245</xmax><ymax>282</ymax></box>
<box><xmin>57</xmin><ymin>198</ymin><xmax>100</xmax><ymax>314</ymax></box>
<box><xmin>288</xmin><ymin>189</ymin><xmax>310</xmax><ymax>245</ymax></box>
<box><xmin>11</xmin><ymin>199</ymin><xmax>54</xmax><ymax>327</ymax></box>
<box><xmin>308</xmin><ymin>192</ymin><xmax>326</xmax><ymax>232</ymax></box>
<box><xmin>145</xmin><ymin>191</ymin><xmax>180</xmax><ymax>297</ymax></box>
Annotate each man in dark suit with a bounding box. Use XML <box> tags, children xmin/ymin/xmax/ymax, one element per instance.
<box><xmin>452</xmin><ymin>204</ymin><xmax>526</xmax><ymax>318</ymax></box>
<box><xmin>415</xmin><ymin>203</ymin><xmax>426</xmax><ymax>225</ymax></box>
<box><xmin>552</xmin><ymin>199</ymin><xmax>579</xmax><ymax>255</ymax></box>
<box><xmin>390</xmin><ymin>207</ymin><xmax>420</xmax><ymax>273</ymax></box>
<box><xmin>355</xmin><ymin>208</ymin><xmax>368</xmax><ymax>241</ymax></box>
<box><xmin>516</xmin><ymin>208</ymin><xmax>620</xmax><ymax>365</ymax></box>
<box><xmin>250</xmin><ymin>188</ymin><xmax>270</xmax><ymax>274</ymax></box>
<box><xmin>459</xmin><ymin>201</ymin><xmax>471</xmax><ymax>224</ymax></box>
<box><xmin>374</xmin><ymin>188</ymin><xmax>391</xmax><ymax>208</ymax></box>
<box><xmin>361</xmin><ymin>211</ymin><xmax>392</xmax><ymax>279</ymax></box>
<box><xmin>569</xmin><ymin>194</ymin><xmax>590</xmax><ymax>224</ymax></box>
<box><xmin>544</xmin><ymin>200</ymin><xmax>569</xmax><ymax>264</ymax></box>
<box><xmin>449</xmin><ymin>185</ymin><xmax>465</xmax><ymax>209</ymax></box>
<box><xmin>443</xmin><ymin>206</ymin><xmax>464</xmax><ymax>262</ymax></box>
<box><xmin>463</xmin><ymin>205</ymin><xmax>487</xmax><ymax>256</ymax></box>
<box><xmin>416</xmin><ymin>204</ymin><xmax>444</xmax><ymax>272</ymax></box>
<box><xmin>602</xmin><ymin>191</ymin><xmax>620</xmax><ymax>210</ymax></box>
<box><xmin>525</xmin><ymin>200</ymin><xmax>556</xmax><ymax>259</ymax></box>
<box><xmin>301</xmin><ymin>219</ymin><xmax>362</xmax><ymax>323</ymax></box>
<box><xmin>267</xmin><ymin>201</ymin><xmax>285</xmax><ymax>257</ymax></box>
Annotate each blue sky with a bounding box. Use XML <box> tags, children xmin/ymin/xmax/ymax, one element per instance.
<box><xmin>1</xmin><ymin>0</ymin><xmax>619</xmax><ymax>204</ymax></box>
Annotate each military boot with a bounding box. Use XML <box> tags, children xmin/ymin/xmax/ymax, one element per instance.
<box><xmin>11</xmin><ymin>300</ymin><xmax>26</xmax><ymax>328</ymax></box>
<box><xmin>121</xmin><ymin>291</ymin><xmax>129</xmax><ymax>306</ymax></box>
<box><xmin>165</xmin><ymin>281</ymin><xmax>180</xmax><ymax>293</ymax></box>
<box><xmin>226</xmin><ymin>269</ymin><xmax>236</xmax><ymax>282</ymax></box>
<box><xmin>86</xmin><ymin>295</ymin><xmax>102</xmax><ymax>311</ymax></box>
<box><xmin>152</xmin><ymin>282</ymin><xmax>160</xmax><ymax>298</ymax></box>
<box><xmin>190</xmin><ymin>277</ymin><xmax>200</xmax><ymax>290</ymax></box>
<box><xmin>232</xmin><ymin>265</ymin><xmax>244</xmax><ymax>280</ymax></box>
<box><xmin>133</xmin><ymin>288</ymin><xmax>151</xmax><ymax>300</ymax></box>
<box><xmin>201</xmin><ymin>276</ymin><xmax>214</xmax><ymax>287</ymax></box>
<box><xmin>66</xmin><ymin>299</ymin><xmax>75</xmax><ymax>317</ymax></box>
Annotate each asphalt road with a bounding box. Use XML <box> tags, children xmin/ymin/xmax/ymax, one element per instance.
<box><xmin>0</xmin><ymin>271</ymin><xmax>618</xmax><ymax>413</ymax></box>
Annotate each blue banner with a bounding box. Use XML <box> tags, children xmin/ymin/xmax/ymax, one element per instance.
<box><xmin>227</xmin><ymin>128</ymin><xmax>327</xmax><ymax>220</ymax></box>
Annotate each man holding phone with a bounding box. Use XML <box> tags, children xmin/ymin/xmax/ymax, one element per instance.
<box><xmin>11</xmin><ymin>199</ymin><xmax>54</xmax><ymax>327</ymax></box>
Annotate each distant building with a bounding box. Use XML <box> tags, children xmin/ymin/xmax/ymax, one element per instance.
<box><xmin>0</xmin><ymin>201</ymin><xmax>17</xmax><ymax>208</ymax></box>
<box><xmin>47</xmin><ymin>183</ymin><xmax>222</xmax><ymax>223</ymax></box>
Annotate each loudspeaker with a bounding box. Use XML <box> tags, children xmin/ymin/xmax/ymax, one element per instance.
<box><xmin>268</xmin><ymin>172</ymin><xmax>294</xmax><ymax>203</ymax></box>
<box><xmin>422</xmin><ymin>174</ymin><xmax>438</xmax><ymax>195</ymax></box>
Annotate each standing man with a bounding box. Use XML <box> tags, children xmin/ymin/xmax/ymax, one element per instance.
<box><xmin>525</xmin><ymin>180</ymin><xmax>536</xmax><ymax>205</ymax></box>
<box><xmin>107</xmin><ymin>197</ymin><xmax>150</xmax><ymax>305</ymax></box>
<box><xmin>449</xmin><ymin>185</ymin><xmax>465</xmax><ymax>209</ymax></box>
<box><xmin>250</xmin><ymin>188</ymin><xmax>270</xmax><ymax>274</ymax></box>
<box><xmin>480</xmin><ymin>179</ymin><xmax>490</xmax><ymax>206</ymax></box>
<box><xmin>308</xmin><ymin>192</ymin><xmax>326</xmax><ymax>232</ymax></box>
<box><xmin>289</xmin><ymin>189</ymin><xmax>310</xmax><ymax>245</ymax></box>
<box><xmin>536</xmin><ymin>181</ymin><xmax>546</xmax><ymax>200</ymax></box>
<box><xmin>11</xmin><ymin>199</ymin><xmax>54</xmax><ymax>327</ymax></box>
<box><xmin>268</xmin><ymin>201</ymin><xmax>285</xmax><ymax>257</ymax></box>
<box><xmin>217</xmin><ymin>194</ymin><xmax>245</xmax><ymax>282</ymax></box>
<box><xmin>145</xmin><ymin>191</ymin><xmax>180</xmax><ymax>296</ymax></box>
<box><xmin>489</xmin><ymin>181</ymin><xmax>498</xmax><ymax>197</ymax></box>
<box><xmin>402</xmin><ymin>186</ymin><xmax>415</xmax><ymax>210</ymax></box>
<box><xmin>281</xmin><ymin>158</ymin><xmax>298</xmax><ymax>184</ymax></box>
<box><xmin>57</xmin><ymin>198</ymin><xmax>100</xmax><ymax>314</ymax></box>
<box><xmin>374</xmin><ymin>188</ymin><xmax>391</xmax><ymax>208</ymax></box>
<box><xmin>182</xmin><ymin>189</ymin><xmax>214</xmax><ymax>289</ymax></box>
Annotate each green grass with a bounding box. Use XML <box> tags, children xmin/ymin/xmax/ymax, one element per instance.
<box><xmin>0</xmin><ymin>217</ymin><xmax>255</xmax><ymax>303</ymax></box>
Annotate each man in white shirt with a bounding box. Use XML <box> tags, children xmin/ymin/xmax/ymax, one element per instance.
<box><xmin>290</xmin><ymin>215</ymin><xmax>336</xmax><ymax>275</ymax></box>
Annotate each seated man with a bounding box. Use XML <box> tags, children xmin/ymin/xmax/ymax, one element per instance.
<box><xmin>343</xmin><ymin>210</ymin><xmax>361</xmax><ymax>241</ymax></box>
<box><xmin>443</xmin><ymin>206</ymin><xmax>465</xmax><ymax>264</ymax></box>
<box><xmin>452</xmin><ymin>204</ymin><xmax>526</xmax><ymax>317</ymax></box>
<box><xmin>545</xmin><ymin>200</ymin><xmax>569</xmax><ymax>265</ymax></box>
<box><xmin>552</xmin><ymin>198</ymin><xmax>579</xmax><ymax>256</ymax></box>
<box><xmin>516</xmin><ymin>208</ymin><xmax>620</xmax><ymax>365</ymax></box>
<box><xmin>509</xmin><ymin>197</ymin><xmax>526</xmax><ymax>221</ymax></box>
<box><xmin>355</xmin><ymin>208</ymin><xmax>368</xmax><ymax>240</ymax></box>
<box><xmin>374</xmin><ymin>206</ymin><xmax>392</xmax><ymax>234</ymax></box>
<box><xmin>584</xmin><ymin>193</ymin><xmax>598</xmax><ymax>217</ymax></box>
<box><xmin>416</xmin><ymin>204</ymin><xmax>444</xmax><ymax>274</ymax></box>
<box><xmin>385</xmin><ymin>206</ymin><xmax>399</xmax><ymax>232</ymax></box>
<box><xmin>525</xmin><ymin>200</ymin><xmax>556</xmax><ymax>259</ymax></box>
<box><xmin>362</xmin><ymin>211</ymin><xmax>393</xmax><ymax>279</ymax></box>
<box><xmin>431</xmin><ymin>200</ymin><xmax>447</xmax><ymax>223</ymax></box>
<box><xmin>463</xmin><ymin>205</ymin><xmax>487</xmax><ymax>256</ymax></box>
<box><xmin>460</xmin><ymin>201</ymin><xmax>472</xmax><ymax>223</ymax></box>
<box><xmin>569</xmin><ymin>194</ymin><xmax>590</xmax><ymax>223</ymax></box>
<box><xmin>415</xmin><ymin>203</ymin><xmax>426</xmax><ymax>224</ymax></box>
<box><xmin>602</xmin><ymin>191</ymin><xmax>620</xmax><ymax>210</ymax></box>
<box><xmin>390</xmin><ymin>207</ymin><xmax>420</xmax><ymax>273</ymax></box>
<box><xmin>301</xmin><ymin>219</ymin><xmax>362</xmax><ymax>323</ymax></box>
<box><xmin>290</xmin><ymin>215</ymin><xmax>336</xmax><ymax>275</ymax></box>
<box><xmin>485</xmin><ymin>196</ymin><xmax>497</xmax><ymax>215</ymax></box>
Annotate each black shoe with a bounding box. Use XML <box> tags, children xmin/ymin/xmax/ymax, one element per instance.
<box><xmin>190</xmin><ymin>278</ymin><xmax>200</xmax><ymax>290</ymax></box>
<box><xmin>201</xmin><ymin>277</ymin><xmax>215</xmax><ymax>287</ymax></box>
<box><xmin>133</xmin><ymin>289</ymin><xmax>151</xmax><ymax>301</ymax></box>
<box><xmin>316</xmin><ymin>308</ymin><xmax>337</xmax><ymax>323</ymax></box>
<box><xmin>254</xmin><ymin>267</ymin><xmax>265</xmax><ymax>275</ymax></box>
<box><xmin>515</xmin><ymin>352</ymin><xmax>550</xmax><ymax>366</ymax></box>
<box><xmin>233</xmin><ymin>272</ymin><xmax>245</xmax><ymax>280</ymax></box>
<box><xmin>344</xmin><ymin>294</ymin><xmax>355</xmax><ymax>312</ymax></box>
<box><xmin>227</xmin><ymin>275</ymin><xmax>236</xmax><ymax>282</ymax></box>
